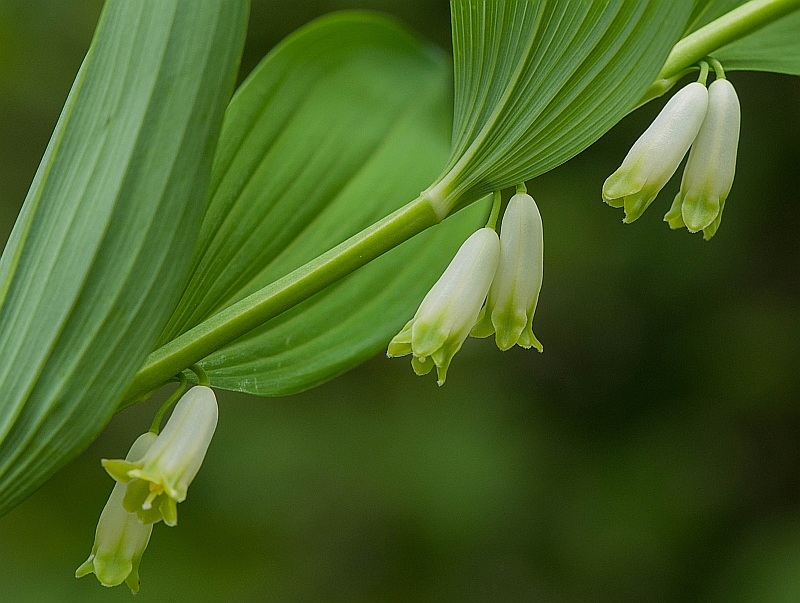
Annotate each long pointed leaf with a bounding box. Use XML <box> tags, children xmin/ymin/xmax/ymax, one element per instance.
<box><xmin>0</xmin><ymin>0</ymin><xmax>248</xmax><ymax>516</ymax></box>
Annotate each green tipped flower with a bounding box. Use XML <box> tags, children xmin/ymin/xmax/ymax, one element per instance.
<box><xmin>103</xmin><ymin>386</ymin><xmax>218</xmax><ymax>527</ymax></box>
<box><xmin>603</xmin><ymin>82</ymin><xmax>708</xmax><ymax>222</ymax></box>
<box><xmin>664</xmin><ymin>78</ymin><xmax>740</xmax><ymax>239</ymax></box>
<box><xmin>76</xmin><ymin>432</ymin><xmax>157</xmax><ymax>593</ymax></box>
<box><xmin>472</xmin><ymin>193</ymin><xmax>544</xmax><ymax>351</ymax></box>
<box><xmin>388</xmin><ymin>227</ymin><xmax>500</xmax><ymax>385</ymax></box>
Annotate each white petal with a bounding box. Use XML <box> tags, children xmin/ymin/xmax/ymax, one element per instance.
<box><xmin>135</xmin><ymin>386</ymin><xmax>218</xmax><ymax>501</ymax></box>
<box><xmin>411</xmin><ymin>227</ymin><xmax>500</xmax><ymax>357</ymax></box>
<box><xmin>603</xmin><ymin>82</ymin><xmax>709</xmax><ymax>221</ymax></box>
<box><xmin>680</xmin><ymin>78</ymin><xmax>741</xmax><ymax>227</ymax></box>
<box><xmin>626</xmin><ymin>82</ymin><xmax>709</xmax><ymax>187</ymax></box>
<box><xmin>484</xmin><ymin>193</ymin><xmax>543</xmax><ymax>349</ymax></box>
<box><xmin>493</xmin><ymin>194</ymin><xmax>543</xmax><ymax>314</ymax></box>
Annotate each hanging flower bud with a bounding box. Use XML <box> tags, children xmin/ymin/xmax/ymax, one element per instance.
<box><xmin>388</xmin><ymin>228</ymin><xmax>500</xmax><ymax>385</ymax></box>
<box><xmin>663</xmin><ymin>78</ymin><xmax>740</xmax><ymax>239</ymax></box>
<box><xmin>102</xmin><ymin>386</ymin><xmax>218</xmax><ymax>527</ymax></box>
<box><xmin>603</xmin><ymin>82</ymin><xmax>708</xmax><ymax>223</ymax></box>
<box><xmin>471</xmin><ymin>193</ymin><xmax>544</xmax><ymax>351</ymax></box>
<box><xmin>76</xmin><ymin>432</ymin><xmax>157</xmax><ymax>593</ymax></box>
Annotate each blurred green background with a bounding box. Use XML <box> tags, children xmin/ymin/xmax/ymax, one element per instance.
<box><xmin>1</xmin><ymin>1</ymin><xmax>799</xmax><ymax>601</ymax></box>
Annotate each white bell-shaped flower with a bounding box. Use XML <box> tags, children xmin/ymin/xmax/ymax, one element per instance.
<box><xmin>76</xmin><ymin>432</ymin><xmax>157</xmax><ymax>593</ymax></box>
<box><xmin>603</xmin><ymin>82</ymin><xmax>709</xmax><ymax>223</ymax></box>
<box><xmin>471</xmin><ymin>193</ymin><xmax>544</xmax><ymax>351</ymax></box>
<box><xmin>664</xmin><ymin>78</ymin><xmax>740</xmax><ymax>239</ymax></box>
<box><xmin>103</xmin><ymin>386</ymin><xmax>218</xmax><ymax>527</ymax></box>
<box><xmin>388</xmin><ymin>228</ymin><xmax>500</xmax><ymax>385</ymax></box>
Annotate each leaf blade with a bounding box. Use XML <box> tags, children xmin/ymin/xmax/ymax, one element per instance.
<box><xmin>161</xmin><ymin>11</ymin><xmax>485</xmax><ymax>396</ymax></box>
<box><xmin>0</xmin><ymin>0</ymin><xmax>249</xmax><ymax>515</ymax></box>
<box><xmin>426</xmin><ymin>0</ymin><xmax>696</xmax><ymax>210</ymax></box>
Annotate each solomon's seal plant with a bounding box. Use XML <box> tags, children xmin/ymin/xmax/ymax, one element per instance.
<box><xmin>0</xmin><ymin>0</ymin><xmax>799</xmax><ymax>592</ymax></box>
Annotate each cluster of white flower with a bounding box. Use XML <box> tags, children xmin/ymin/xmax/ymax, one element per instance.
<box><xmin>388</xmin><ymin>192</ymin><xmax>544</xmax><ymax>385</ymax></box>
<box><xmin>602</xmin><ymin>72</ymin><xmax>741</xmax><ymax>240</ymax></box>
<box><xmin>388</xmin><ymin>66</ymin><xmax>741</xmax><ymax>384</ymax></box>
<box><xmin>76</xmin><ymin>386</ymin><xmax>218</xmax><ymax>593</ymax></box>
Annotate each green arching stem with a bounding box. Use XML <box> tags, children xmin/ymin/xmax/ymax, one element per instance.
<box><xmin>119</xmin><ymin>195</ymin><xmax>439</xmax><ymax>406</ymax></box>
<box><xmin>190</xmin><ymin>364</ymin><xmax>210</xmax><ymax>387</ymax></box>
<box><xmin>120</xmin><ymin>0</ymin><xmax>800</xmax><ymax>409</ymax></box>
<box><xmin>149</xmin><ymin>373</ymin><xmax>187</xmax><ymax>434</ymax></box>
<box><xmin>485</xmin><ymin>191</ymin><xmax>502</xmax><ymax>230</ymax></box>
<box><xmin>697</xmin><ymin>61</ymin><xmax>710</xmax><ymax>85</ymax></box>
<box><xmin>708</xmin><ymin>57</ymin><xmax>727</xmax><ymax>79</ymax></box>
<box><xmin>516</xmin><ymin>183</ymin><xmax>527</xmax><ymax>195</ymax></box>
<box><xmin>662</xmin><ymin>0</ymin><xmax>799</xmax><ymax>78</ymax></box>
<box><xmin>642</xmin><ymin>0</ymin><xmax>800</xmax><ymax>101</ymax></box>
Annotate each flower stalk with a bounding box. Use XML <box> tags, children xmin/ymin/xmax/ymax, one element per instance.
<box><xmin>642</xmin><ymin>0</ymin><xmax>800</xmax><ymax>102</ymax></box>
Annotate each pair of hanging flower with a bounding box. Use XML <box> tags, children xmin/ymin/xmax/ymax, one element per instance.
<box><xmin>76</xmin><ymin>376</ymin><xmax>217</xmax><ymax>593</ymax></box>
<box><xmin>388</xmin><ymin>186</ymin><xmax>545</xmax><ymax>384</ymax></box>
<box><xmin>603</xmin><ymin>59</ymin><xmax>741</xmax><ymax>239</ymax></box>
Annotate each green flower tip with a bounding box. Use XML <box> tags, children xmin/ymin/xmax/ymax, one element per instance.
<box><xmin>101</xmin><ymin>459</ymin><xmax>135</xmax><ymax>484</ymax></box>
<box><xmin>77</xmin><ymin>433</ymin><xmax>156</xmax><ymax>593</ymax></box>
<box><xmin>76</xmin><ymin>548</ymin><xmax>143</xmax><ymax>594</ymax></box>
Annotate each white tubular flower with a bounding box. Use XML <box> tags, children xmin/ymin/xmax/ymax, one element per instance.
<box><xmin>103</xmin><ymin>386</ymin><xmax>218</xmax><ymax>527</ymax></box>
<box><xmin>388</xmin><ymin>228</ymin><xmax>500</xmax><ymax>385</ymax></box>
<box><xmin>603</xmin><ymin>82</ymin><xmax>708</xmax><ymax>223</ymax></box>
<box><xmin>471</xmin><ymin>193</ymin><xmax>544</xmax><ymax>352</ymax></box>
<box><xmin>76</xmin><ymin>432</ymin><xmax>157</xmax><ymax>593</ymax></box>
<box><xmin>664</xmin><ymin>78</ymin><xmax>740</xmax><ymax>239</ymax></box>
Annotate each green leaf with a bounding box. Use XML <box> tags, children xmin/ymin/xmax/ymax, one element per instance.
<box><xmin>422</xmin><ymin>0</ymin><xmax>696</xmax><ymax>213</ymax></box>
<box><xmin>686</xmin><ymin>1</ymin><xmax>717</xmax><ymax>32</ymax></box>
<box><xmin>687</xmin><ymin>0</ymin><xmax>744</xmax><ymax>30</ymax></box>
<box><xmin>158</xmin><ymin>11</ymin><xmax>484</xmax><ymax>396</ymax></box>
<box><xmin>0</xmin><ymin>0</ymin><xmax>248</xmax><ymax>516</ymax></box>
